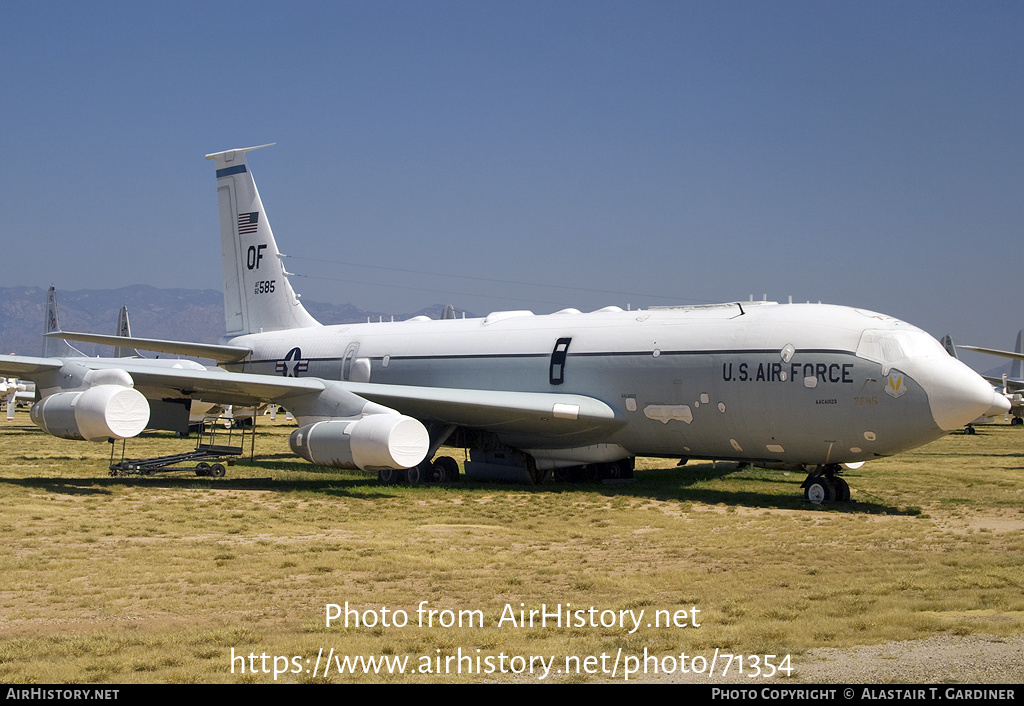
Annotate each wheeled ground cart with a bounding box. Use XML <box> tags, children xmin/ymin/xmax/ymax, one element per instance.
<box><xmin>109</xmin><ymin>416</ymin><xmax>253</xmax><ymax>477</ymax></box>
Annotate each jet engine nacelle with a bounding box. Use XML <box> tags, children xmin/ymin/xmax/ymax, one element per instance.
<box><xmin>288</xmin><ymin>415</ymin><xmax>429</xmax><ymax>471</ymax></box>
<box><xmin>30</xmin><ymin>385</ymin><xmax>151</xmax><ymax>442</ymax></box>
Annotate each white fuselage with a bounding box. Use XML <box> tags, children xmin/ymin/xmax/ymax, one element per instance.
<box><xmin>223</xmin><ymin>301</ymin><xmax>996</xmax><ymax>467</ymax></box>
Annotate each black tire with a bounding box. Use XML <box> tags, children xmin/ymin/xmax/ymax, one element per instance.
<box><xmin>804</xmin><ymin>477</ymin><xmax>836</xmax><ymax>504</ymax></box>
<box><xmin>831</xmin><ymin>476</ymin><xmax>851</xmax><ymax>502</ymax></box>
<box><xmin>405</xmin><ymin>463</ymin><xmax>425</xmax><ymax>486</ymax></box>
<box><xmin>609</xmin><ymin>458</ymin><xmax>634</xmax><ymax>479</ymax></box>
<box><xmin>209</xmin><ymin>463</ymin><xmax>226</xmax><ymax>478</ymax></box>
<box><xmin>432</xmin><ymin>456</ymin><xmax>460</xmax><ymax>483</ymax></box>
<box><xmin>378</xmin><ymin>468</ymin><xmax>401</xmax><ymax>485</ymax></box>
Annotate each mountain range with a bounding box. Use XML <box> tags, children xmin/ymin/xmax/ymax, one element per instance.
<box><xmin>0</xmin><ymin>285</ymin><xmax>461</xmax><ymax>357</ymax></box>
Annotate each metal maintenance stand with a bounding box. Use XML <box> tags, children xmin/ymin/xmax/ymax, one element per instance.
<box><xmin>109</xmin><ymin>416</ymin><xmax>254</xmax><ymax>477</ymax></box>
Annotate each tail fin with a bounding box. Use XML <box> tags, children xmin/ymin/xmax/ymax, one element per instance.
<box><xmin>941</xmin><ymin>334</ymin><xmax>958</xmax><ymax>359</ymax></box>
<box><xmin>42</xmin><ymin>287</ymin><xmax>81</xmax><ymax>357</ymax></box>
<box><xmin>204</xmin><ymin>144</ymin><xmax>320</xmax><ymax>337</ymax></box>
<box><xmin>114</xmin><ymin>305</ymin><xmax>141</xmax><ymax>358</ymax></box>
<box><xmin>1012</xmin><ymin>330</ymin><xmax>1024</xmax><ymax>381</ymax></box>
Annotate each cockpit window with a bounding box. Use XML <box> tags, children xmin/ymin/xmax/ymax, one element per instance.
<box><xmin>856</xmin><ymin>329</ymin><xmax>946</xmax><ymax>365</ymax></box>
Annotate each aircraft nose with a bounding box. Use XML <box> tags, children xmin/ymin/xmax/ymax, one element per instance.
<box><xmin>984</xmin><ymin>392</ymin><xmax>1013</xmax><ymax>419</ymax></box>
<box><xmin>905</xmin><ymin>355</ymin><xmax>1010</xmax><ymax>431</ymax></box>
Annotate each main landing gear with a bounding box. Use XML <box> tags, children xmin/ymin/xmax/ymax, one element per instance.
<box><xmin>801</xmin><ymin>464</ymin><xmax>850</xmax><ymax>504</ymax></box>
<box><xmin>377</xmin><ymin>455</ymin><xmax>462</xmax><ymax>486</ymax></box>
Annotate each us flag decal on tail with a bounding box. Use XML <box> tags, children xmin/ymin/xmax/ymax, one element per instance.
<box><xmin>238</xmin><ymin>212</ymin><xmax>259</xmax><ymax>234</ymax></box>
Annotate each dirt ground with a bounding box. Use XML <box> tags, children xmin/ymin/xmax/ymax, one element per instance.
<box><xmin>659</xmin><ymin>633</ymin><xmax>1024</xmax><ymax>683</ymax></box>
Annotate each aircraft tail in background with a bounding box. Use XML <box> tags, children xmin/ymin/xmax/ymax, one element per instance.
<box><xmin>42</xmin><ymin>286</ymin><xmax>81</xmax><ymax>358</ymax></box>
<box><xmin>114</xmin><ymin>305</ymin><xmax>134</xmax><ymax>358</ymax></box>
<box><xmin>1011</xmin><ymin>330</ymin><xmax>1024</xmax><ymax>381</ymax></box>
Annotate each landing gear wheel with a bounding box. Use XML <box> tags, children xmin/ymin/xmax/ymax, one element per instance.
<box><xmin>209</xmin><ymin>463</ymin><xmax>226</xmax><ymax>478</ymax></box>
<box><xmin>525</xmin><ymin>456</ymin><xmax>545</xmax><ymax>485</ymax></box>
<box><xmin>805</xmin><ymin>477</ymin><xmax>836</xmax><ymax>504</ymax></box>
<box><xmin>831</xmin><ymin>476</ymin><xmax>851</xmax><ymax>502</ymax></box>
<box><xmin>378</xmin><ymin>468</ymin><xmax>403</xmax><ymax>485</ymax></box>
<box><xmin>432</xmin><ymin>456</ymin><xmax>460</xmax><ymax>483</ymax></box>
<box><xmin>405</xmin><ymin>462</ymin><xmax>427</xmax><ymax>486</ymax></box>
<box><xmin>1012</xmin><ymin>417</ymin><xmax>1023</xmax><ymax>426</ymax></box>
<box><xmin>599</xmin><ymin>458</ymin><xmax>635</xmax><ymax>480</ymax></box>
<box><xmin>614</xmin><ymin>458</ymin><xmax>635</xmax><ymax>479</ymax></box>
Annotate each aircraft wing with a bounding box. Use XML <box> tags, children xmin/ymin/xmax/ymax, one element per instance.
<box><xmin>45</xmin><ymin>331</ymin><xmax>251</xmax><ymax>364</ymax></box>
<box><xmin>0</xmin><ymin>355</ymin><xmax>621</xmax><ymax>440</ymax></box>
<box><xmin>78</xmin><ymin>359</ymin><xmax>325</xmax><ymax>407</ymax></box>
<box><xmin>107</xmin><ymin>364</ymin><xmax>623</xmax><ymax>440</ymax></box>
<box><xmin>343</xmin><ymin>381</ymin><xmax>623</xmax><ymax>441</ymax></box>
<box><xmin>981</xmin><ymin>374</ymin><xmax>1024</xmax><ymax>393</ymax></box>
<box><xmin>0</xmin><ymin>356</ymin><xmax>64</xmax><ymax>376</ymax></box>
<box><xmin>958</xmin><ymin>345</ymin><xmax>1024</xmax><ymax>362</ymax></box>
<box><xmin>0</xmin><ymin>355</ymin><xmax>320</xmax><ymax>407</ymax></box>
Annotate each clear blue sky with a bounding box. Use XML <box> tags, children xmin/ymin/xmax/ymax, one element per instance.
<box><xmin>2</xmin><ymin>1</ymin><xmax>1022</xmax><ymax>369</ymax></box>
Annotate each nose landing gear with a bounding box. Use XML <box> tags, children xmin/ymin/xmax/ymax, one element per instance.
<box><xmin>802</xmin><ymin>464</ymin><xmax>851</xmax><ymax>504</ymax></box>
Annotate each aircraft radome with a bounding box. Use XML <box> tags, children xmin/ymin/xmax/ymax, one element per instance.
<box><xmin>0</xmin><ymin>145</ymin><xmax>1008</xmax><ymax>503</ymax></box>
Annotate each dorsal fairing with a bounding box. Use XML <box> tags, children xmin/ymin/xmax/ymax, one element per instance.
<box><xmin>205</xmin><ymin>144</ymin><xmax>319</xmax><ymax>336</ymax></box>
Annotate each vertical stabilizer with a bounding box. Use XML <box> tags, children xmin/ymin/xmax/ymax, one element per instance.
<box><xmin>42</xmin><ymin>287</ymin><xmax>79</xmax><ymax>358</ymax></box>
<box><xmin>941</xmin><ymin>334</ymin><xmax>958</xmax><ymax>359</ymax></box>
<box><xmin>204</xmin><ymin>144</ymin><xmax>320</xmax><ymax>337</ymax></box>
<box><xmin>114</xmin><ymin>305</ymin><xmax>133</xmax><ymax>358</ymax></box>
<box><xmin>1012</xmin><ymin>330</ymin><xmax>1024</xmax><ymax>381</ymax></box>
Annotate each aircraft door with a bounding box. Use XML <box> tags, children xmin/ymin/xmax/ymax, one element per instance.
<box><xmin>341</xmin><ymin>343</ymin><xmax>359</xmax><ymax>380</ymax></box>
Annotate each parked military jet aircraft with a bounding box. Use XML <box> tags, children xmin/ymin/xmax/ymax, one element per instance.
<box><xmin>1</xmin><ymin>378</ymin><xmax>32</xmax><ymax>420</ymax></box>
<box><xmin>957</xmin><ymin>331</ymin><xmax>1024</xmax><ymax>425</ymax></box>
<box><xmin>0</xmin><ymin>145</ymin><xmax>1008</xmax><ymax>502</ymax></box>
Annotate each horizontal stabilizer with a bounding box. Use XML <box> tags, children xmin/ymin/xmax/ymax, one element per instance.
<box><xmin>45</xmin><ymin>331</ymin><xmax>251</xmax><ymax>364</ymax></box>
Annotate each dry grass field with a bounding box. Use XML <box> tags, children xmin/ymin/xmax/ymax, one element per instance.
<box><xmin>0</xmin><ymin>411</ymin><xmax>1021</xmax><ymax>683</ymax></box>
